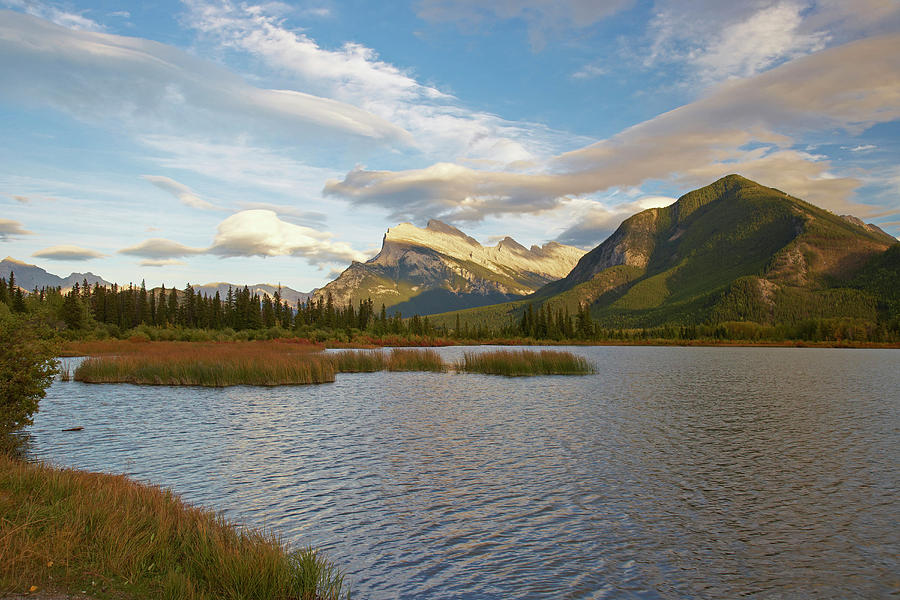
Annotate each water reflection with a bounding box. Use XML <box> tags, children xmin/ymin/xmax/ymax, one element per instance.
<box><xmin>27</xmin><ymin>346</ymin><xmax>900</xmax><ymax>599</ymax></box>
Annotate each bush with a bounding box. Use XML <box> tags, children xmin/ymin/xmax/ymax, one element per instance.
<box><xmin>0</xmin><ymin>314</ymin><xmax>58</xmax><ymax>434</ymax></box>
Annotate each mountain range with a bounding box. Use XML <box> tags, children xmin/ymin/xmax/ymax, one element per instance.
<box><xmin>314</xmin><ymin>220</ymin><xmax>585</xmax><ymax>315</ymax></box>
<box><xmin>431</xmin><ymin>175</ymin><xmax>898</xmax><ymax>329</ymax></box>
<box><xmin>0</xmin><ymin>257</ymin><xmax>312</xmax><ymax>305</ymax></box>
<box><xmin>5</xmin><ymin>174</ymin><xmax>897</xmax><ymax>331</ymax></box>
<box><xmin>0</xmin><ymin>257</ymin><xmax>113</xmax><ymax>292</ymax></box>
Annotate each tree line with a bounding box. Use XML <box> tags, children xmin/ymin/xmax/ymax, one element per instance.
<box><xmin>1</xmin><ymin>272</ymin><xmax>898</xmax><ymax>343</ymax></box>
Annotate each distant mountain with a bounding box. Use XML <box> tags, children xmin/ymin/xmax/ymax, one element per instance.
<box><xmin>314</xmin><ymin>220</ymin><xmax>586</xmax><ymax>315</ymax></box>
<box><xmin>0</xmin><ymin>256</ymin><xmax>112</xmax><ymax>291</ymax></box>
<box><xmin>192</xmin><ymin>282</ymin><xmax>313</xmax><ymax>306</ymax></box>
<box><xmin>0</xmin><ymin>257</ymin><xmax>314</xmax><ymax>304</ymax></box>
<box><xmin>432</xmin><ymin>175</ymin><xmax>898</xmax><ymax>329</ymax></box>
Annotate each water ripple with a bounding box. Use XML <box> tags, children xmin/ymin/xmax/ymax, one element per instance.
<box><xmin>27</xmin><ymin>347</ymin><xmax>900</xmax><ymax>599</ymax></box>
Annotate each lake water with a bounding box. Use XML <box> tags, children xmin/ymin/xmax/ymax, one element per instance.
<box><xmin>26</xmin><ymin>346</ymin><xmax>900</xmax><ymax>599</ymax></box>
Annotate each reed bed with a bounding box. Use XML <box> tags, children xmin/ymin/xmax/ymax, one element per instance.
<box><xmin>385</xmin><ymin>348</ymin><xmax>446</xmax><ymax>372</ymax></box>
<box><xmin>74</xmin><ymin>342</ymin><xmax>334</xmax><ymax>386</ymax></box>
<box><xmin>455</xmin><ymin>349</ymin><xmax>595</xmax><ymax>376</ymax></box>
<box><xmin>329</xmin><ymin>348</ymin><xmax>447</xmax><ymax>373</ymax></box>
<box><xmin>0</xmin><ymin>453</ymin><xmax>347</xmax><ymax>599</ymax></box>
<box><xmin>330</xmin><ymin>349</ymin><xmax>387</xmax><ymax>372</ymax></box>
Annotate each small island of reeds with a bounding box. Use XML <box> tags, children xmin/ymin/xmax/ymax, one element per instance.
<box><xmin>455</xmin><ymin>349</ymin><xmax>595</xmax><ymax>376</ymax></box>
<box><xmin>0</xmin><ymin>452</ymin><xmax>347</xmax><ymax>599</ymax></box>
<box><xmin>71</xmin><ymin>341</ymin><xmax>594</xmax><ymax>386</ymax></box>
<box><xmin>74</xmin><ymin>341</ymin><xmax>336</xmax><ymax>386</ymax></box>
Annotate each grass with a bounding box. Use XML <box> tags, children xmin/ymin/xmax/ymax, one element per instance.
<box><xmin>0</xmin><ymin>453</ymin><xmax>347</xmax><ymax>600</ymax></box>
<box><xmin>329</xmin><ymin>348</ymin><xmax>446</xmax><ymax>373</ymax></box>
<box><xmin>74</xmin><ymin>341</ymin><xmax>335</xmax><ymax>387</ymax></box>
<box><xmin>330</xmin><ymin>349</ymin><xmax>387</xmax><ymax>372</ymax></box>
<box><xmin>385</xmin><ymin>348</ymin><xmax>446</xmax><ymax>372</ymax></box>
<box><xmin>455</xmin><ymin>349</ymin><xmax>595</xmax><ymax>376</ymax></box>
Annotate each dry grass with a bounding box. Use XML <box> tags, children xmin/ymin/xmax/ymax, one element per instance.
<box><xmin>0</xmin><ymin>453</ymin><xmax>347</xmax><ymax>599</ymax></box>
<box><xmin>455</xmin><ymin>349</ymin><xmax>595</xmax><ymax>376</ymax></box>
<box><xmin>385</xmin><ymin>348</ymin><xmax>446</xmax><ymax>372</ymax></box>
<box><xmin>74</xmin><ymin>342</ymin><xmax>334</xmax><ymax>387</ymax></box>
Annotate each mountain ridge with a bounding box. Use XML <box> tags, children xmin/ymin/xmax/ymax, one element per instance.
<box><xmin>429</xmin><ymin>175</ymin><xmax>898</xmax><ymax>330</ymax></box>
<box><xmin>315</xmin><ymin>220</ymin><xmax>586</xmax><ymax>315</ymax></box>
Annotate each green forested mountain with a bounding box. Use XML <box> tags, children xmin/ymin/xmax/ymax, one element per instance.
<box><xmin>431</xmin><ymin>175</ymin><xmax>899</xmax><ymax>332</ymax></box>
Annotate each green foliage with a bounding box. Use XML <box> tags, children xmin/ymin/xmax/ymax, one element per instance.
<box><xmin>0</xmin><ymin>313</ymin><xmax>58</xmax><ymax>434</ymax></box>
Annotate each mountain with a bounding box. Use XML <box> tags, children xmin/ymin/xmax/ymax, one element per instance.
<box><xmin>314</xmin><ymin>220</ymin><xmax>586</xmax><ymax>315</ymax></box>
<box><xmin>0</xmin><ymin>257</ymin><xmax>112</xmax><ymax>291</ymax></box>
<box><xmin>192</xmin><ymin>282</ymin><xmax>313</xmax><ymax>306</ymax></box>
<box><xmin>432</xmin><ymin>175</ymin><xmax>898</xmax><ymax>329</ymax></box>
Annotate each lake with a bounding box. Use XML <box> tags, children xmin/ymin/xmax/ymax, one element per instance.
<box><xmin>27</xmin><ymin>346</ymin><xmax>900</xmax><ymax>599</ymax></box>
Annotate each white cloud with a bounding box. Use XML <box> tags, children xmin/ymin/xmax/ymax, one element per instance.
<box><xmin>556</xmin><ymin>195</ymin><xmax>676</xmax><ymax>247</ymax></box>
<box><xmin>183</xmin><ymin>1</ymin><xmax>576</xmax><ymax>165</ymax></box>
<box><xmin>137</xmin><ymin>135</ymin><xmax>344</xmax><ymax>193</ymax></box>
<box><xmin>140</xmin><ymin>258</ymin><xmax>186</xmax><ymax>267</ymax></box>
<box><xmin>141</xmin><ymin>175</ymin><xmax>219</xmax><ymax>210</ymax></box>
<box><xmin>848</xmin><ymin>144</ymin><xmax>877</xmax><ymax>152</ymax></box>
<box><xmin>647</xmin><ymin>0</ymin><xmax>900</xmax><ymax>83</ymax></box>
<box><xmin>32</xmin><ymin>244</ymin><xmax>106</xmax><ymax>260</ymax></box>
<box><xmin>326</xmin><ymin>34</ymin><xmax>900</xmax><ymax>221</ymax></box>
<box><xmin>571</xmin><ymin>63</ymin><xmax>607</xmax><ymax>80</ymax></box>
<box><xmin>1</xmin><ymin>0</ymin><xmax>104</xmax><ymax>31</ymax></box>
<box><xmin>118</xmin><ymin>210</ymin><xmax>365</xmax><ymax>267</ymax></box>
<box><xmin>119</xmin><ymin>238</ymin><xmax>206</xmax><ymax>259</ymax></box>
<box><xmin>209</xmin><ymin>210</ymin><xmax>366</xmax><ymax>264</ymax></box>
<box><xmin>0</xmin><ymin>218</ymin><xmax>32</xmax><ymax>240</ymax></box>
<box><xmin>0</xmin><ymin>10</ymin><xmax>408</xmax><ymax>143</ymax></box>
<box><xmin>692</xmin><ymin>2</ymin><xmax>829</xmax><ymax>80</ymax></box>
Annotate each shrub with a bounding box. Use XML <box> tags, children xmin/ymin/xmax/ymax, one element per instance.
<box><xmin>0</xmin><ymin>314</ymin><xmax>58</xmax><ymax>434</ymax></box>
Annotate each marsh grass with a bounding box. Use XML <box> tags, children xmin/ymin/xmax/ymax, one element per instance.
<box><xmin>455</xmin><ymin>349</ymin><xmax>595</xmax><ymax>376</ymax></box>
<box><xmin>330</xmin><ymin>349</ymin><xmax>387</xmax><ymax>372</ymax></box>
<box><xmin>330</xmin><ymin>348</ymin><xmax>447</xmax><ymax>373</ymax></box>
<box><xmin>74</xmin><ymin>341</ymin><xmax>334</xmax><ymax>387</ymax></box>
<box><xmin>386</xmin><ymin>348</ymin><xmax>446</xmax><ymax>372</ymax></box>
<box><xmin>0</xmin><ymin>453</ymin><xmax>347</xmax><ymax>599</ymax></box>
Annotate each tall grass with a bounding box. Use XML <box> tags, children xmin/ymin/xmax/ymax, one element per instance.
<box><xmin>455</xmin><ymin>349</ymin><xmax>595</xmax><ymax>376</ymax></box>
<box><xmin>74</xmin><ymin>341</ymin><xmax>334</xmax><ymax>387</ymax></box>
<box><xmin>329</xmin><ymin>348</ymin><xmax>447</xmax><ymax>373</ymax></box>
<box><xmin>330</xmin><ymin>349</ymin><xmax>386</xmax><ymax>372</ymax></box>
<box><xmin>386</xmin><ymin>348</ymin><xmax>446</xmax><ymax>372</ymax></box>
<box><xmin>0</xmin><ymin>454</ymin><xmax>347</xmax><ymax>599</ymax></box>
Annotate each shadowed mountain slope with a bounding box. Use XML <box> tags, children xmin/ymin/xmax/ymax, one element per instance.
<box><xmin>430</xmin><ymin>175</ymin><xmax>898</xmax><ymax>329</ymax></box>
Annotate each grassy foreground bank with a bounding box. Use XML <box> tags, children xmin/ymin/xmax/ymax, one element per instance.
<box><xmin>0</xmin><ymin>453</ymin><xmax>347</xmax><ymax>599</ymax></box>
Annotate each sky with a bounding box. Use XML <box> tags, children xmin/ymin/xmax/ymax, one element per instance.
<box><xmin>1</xmin><ymin>0</ymin><xmax>899</xmax><ymax>291</ymax></box>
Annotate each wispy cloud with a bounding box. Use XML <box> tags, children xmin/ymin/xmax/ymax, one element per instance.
<box><xmin>32</xmin><ymin>244</ymin><xmax>106</xmax><ymax>260</ymax></box>
<box><xmin>416</xmin><ymin>0</ymin><xmax>634</xmax><ymax>50</ymax></box>
<box><xmin>119</xmin><ymin>239</ymin><xmax>206</xmax><ymax>259</ymax></box>
<box><xmin>141</xmin><ymin>175</ymin><xmax>219</xmax><ymax>210</ymax></box>
<box><xmin>326</xmin><ymin>34</ymin><xmax>900</xmax><ymax>221</ymax></box>
<box><xmin>571</xmin><ymin>63</ymin><xmax>607</xmax><ymax>80</ymax></box>
<box><xmin>183</xmin><ymin>1</ymin><xmax>577</xmax><ymax>165</ymax></box>
<box><xmin>1</xmin><ymin>0</ymin><xmax>104</xmax><ymax>31</ymax></box>
<box><xmin>0</xmin><ymin>218</ymin><xmax>33</xmax><ymax>240</ymax></box>
<box><xmin>556</xmin><ymin>195</ymin><xmax>675</xmax><ymax>247</ymax></box>
<box><xmin>140</xmin><ymin>258</ymin><xmax>186</xmax><ymax>267</ymax></box>
<box><xmin>0</xmin><ymin>10</ymin><xmax>409</xmax><ymax>144</ymax></box>
<box><xmin>646</xmin><ymin>0</ymin><xmax>900</xmax><ymax>83</ymax></box>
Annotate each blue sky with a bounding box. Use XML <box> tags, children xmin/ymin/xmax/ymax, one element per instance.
<box><xmin>1</xmin><ymin>0</ymin><xmax>898</xmax><ymax>291</ymax></box>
